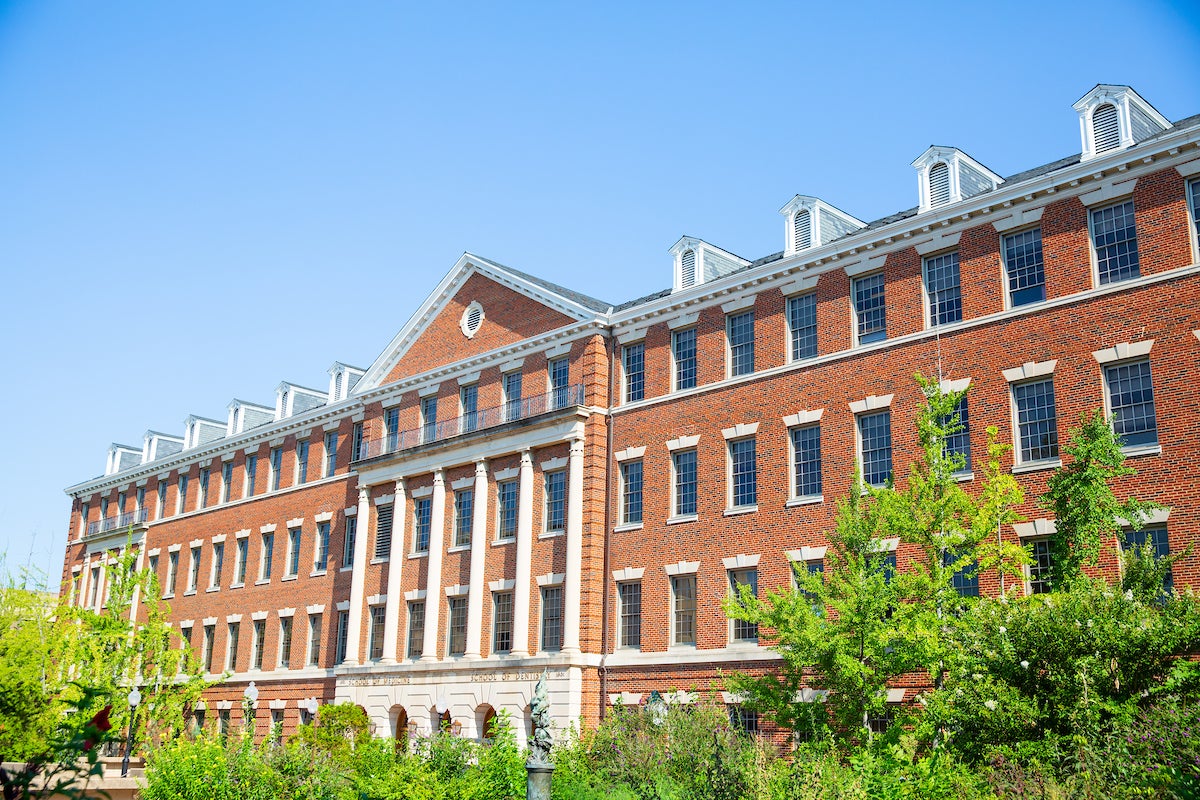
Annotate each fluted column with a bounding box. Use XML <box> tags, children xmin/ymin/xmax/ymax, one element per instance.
<box><xmin>464</xmin><ymin>460</ymin><xmax>489</xmax><ymax>659</ymax></box>
<box><xmin>511</xmin><ymin>449</ymin><xmax>535</xmax><ymax>658</ymax></box>
<box><xmin>345</xmin><ymin>486</ymin><xmax>371</xmax><ymax>666</ymax></box>
<box><xmin>420</xmin><ymin>469</ymin><xmax>447</xmax><ymax>661</ymax></box>
<box><xmin>381</xmin><ymin>478</ymin><xmax>407</xmax><ymax>663</ymax></box>
<box><xmin>562</xmin><ymin>437</ymin><xmax>585</xmax><ymax>654</ymax></box>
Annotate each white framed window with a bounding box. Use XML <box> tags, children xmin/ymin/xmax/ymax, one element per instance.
<box><xmin>787</xmin><ymin>293</ymin><xmax>817</xmax><ymax>361</ymax></box>
<box><xmin>671</xmin><ymin>574</ymin><xmax>696</xmax><ymax>647</ymax></box>
<box><xmin>1090</xmin><ymin>200</ymin><xmax>1140</xmax><ymax>285</ymax></box>
<box><xmin>278</xmin><ymin>616</ymin><xmax>293</xmax><ymax>669</ymax></box>
<box><xmin>335</xmin><ymin>611</ymin><xmax>349</xmax><ymax>664</ymax></box>
<box><xmin>728</xmin><ymin>568</ymin><xmax>758</xmax><ymax>643</ymax></box>
<box><xmin>853</xmin><ymin>272</ymin><xmax>887</xmax><ymax>345</ymax></box>
<box><xmin>503</xmin><ymin>371</ymin><xmax>523</xmax><ymax>421</ymax></box>
<box><xmin>1003</xmin><ymin>227</ymin><xmax>1046</xmax><ymax>307</ymax></box>
<box><xmin>368</xmin><ymin>605</ymin><xmax>385</xmax><ymax>660</ymax></box>
<box><xmin>1189</xmin><ymin>178</ymin><xmax>1200</xmax><ymax>255</ymax></box>
<box><xmin>323</xmin><ymin>431</ymin><xmax>338</xmax><ymax>478</ymax></box>
<box><xmin>460</xmin><ymin>383</ymin><xmax>479</xmax><ymax>433</ymax></box>
<box><xmin>375</xmin><ymin>503</ymin><xmax>394</xmax><ymax>559</ymax></box>
<box><xmin>421</xmin><ymin>396</ymin><xmax>438</xmax><ymax>443</ymax></box>
<box><xmin>453</xmin><ymin>489</ymin><xmax>474</xmax><ymax>548</ymax></box>
<box><xmin>672</xmin><ymin>328</ymin><xmax>697</xmax><ymax>391</ymax></box>
<box><xmin>314</xmin><ymin>522</ymin><xmax>330</xmax><ymax>572</ymax></box>
<box><xmin>447</xmin><ymin>597</ymin><xmax>468</xmax><ymax>656</ymax></box>
<box><xmin>1103</xmin><ymin>358</ymin><xmax>1158</xmax><ymax>449</ymax></box>
<box><xmin>269</xmin><ymin>447</ymin><xmax>283</xmax><ymax>491</ymax></box>
<box><xmin>727</xmin><ymin>437</ymin><xmax>757</xmax><ymax>510</ymax></box>
<box><xmin>295</xmin><ymin>440</ymin><xmax>309</xmax><ymax>485</ymax></box>
<box><xmin>165</xmin><ymin>551</ymin><xmax>179</xmax><ymax>597</ymax></box>
<box><xmin>789</xmin><ymin>424</ymin><xmax>822</xmax><ymax>500</ymax></box>
<box><xmin>540</xmin><ymin>585</ymin><xmax>563</xmax><ymax>652</ymax></box>
<box><xmin>285</xmin><ymin>527</ymin><xmax>301</xmax><ymax>577</ymax></box>
<box><xmin>156</xmin><ymin>482</ymin><xmax>167</xmax><ymax>519</ymax></box>
<box><xmin>226</xmin><ymin>622</ymin><xmax>240</xmax><ymax>671</ymax></box>
<box><xmin>202</xmin><ymin>624</ymin><xmax>216</xmax><ymax>673</ymax></box>
<box><xmin>943</xmin><ymin>395</ymin><xmax>972</xmax><ymax>474</ymax></box>
<box><xmin>187</xmin><ymin>546</ymin><xmax>201</xmax><ymax>593</ymax></box>
<box><xmin>209</xmin><ymin>542</ymin><xmax>224</xmax><ymax>590</ymax></box>
<box><xmin>411</xmin><ymin>499</ymin><xmax>430</xmax><ymax>554</ymax></box>
<box><xmin>623</xmin><ymin>342</ymin><xmax>645</xmax><ymax>403</ymax></box>
<box><xmin>1026</xmin><ymin>539</ymin><xmax>1053</xmax><ymax>595</ymax></box>
<box><xmin>496</xmin><ymin>480</ymin><xmax>518</xmax><ymax>541</ymax></box>
<box><xmin>220</xmin><ymin>461</ymin><xmax>233</xmax><ymax>503</ymax></box>
<box><xmin>260</xmin><ymin>532</ymin><xmax>274</xmax><ymax>581</ymax></box>
<box><xmin>671</xmin><ymin>449</ymin><xmax>698</xmax><ymax>518</ymax></box>
<box><xmin>617</xmin><ymin>582</ymin><xmax>642</xmax><ymax>649</ymax></box>
<box><xmin>1120</xmin><ymin>525</ymin><xmax>1172</xmax><ymax>594</ymax></box>
<box><xmin>176</xmin><ymin>475</ymin><xmax>189</xmax><ymax>515</ymax></box>
<box><xmin>923</xmin><ymin>251</ymin><xmax>962</xmax><ymax>327</ymax></box>
<box><xmin>619</xmin><ymin>461</ymin><xmax>643</xmax><ymax>526</ymax></box>
<box><xmin>307</xmin><ymin>614</ymin><xmax>322</xmax><ymax>667</ymax></box>
<box><xmin>406</xmin><ymin>601</ymin><xmax>425</xmax><ymax>660</ymax></box>
<box><xmin>342</xmin><ymin>516</ymin><xmax>357</xmax><ymax>568</ymax></box>
<box><xmin>197</xmin><ymin>468</ymin><xmax>210</xmax><ymax>508</ymax></box>
<box><xmin>234</xmin><ymin>538</ymin><xmax>248</xmax><ymax>585</ymax></box>
<box><xmin>491</xmin><ymin>591</ymin><xmax>513</xmax><ymax>654</ymax></box>
<box><xmin>726</xmin><ymin>311</ymin><xmax>755</xmax><ymax>378</ymax></box>
<box><xmin>544</xmin><ymin>470</ymin><xmax>567</xmax><ymax>533</ymax></box>
<box><xmin>1012</xmin><ymin>379</ymin><xmax>1059</xmax><ymax>465</ymax></box>
<box><xmin>244</xmin><ymin>455</ymin><xmax>257</xmax><ymax>498</ymax></box>
<box><xmin>857</xmin><ymin>410</ymin><xmax>893</xmax><ymax>488</ymax></box>
<box><xmin>548</xmin><ymin>358</ymin><xmax>570</xmax><ymax>409</ymax></box>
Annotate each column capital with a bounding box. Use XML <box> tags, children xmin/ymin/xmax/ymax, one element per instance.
<box><xmin>433</xmin><ymin>468</ymin><xmax>445</xmax><ymax>485</ymax></box>
<box><xmin>358</xmin><ymin>486</ymin><xmax>370</xmax><ymax>502</ymax></box>
<box><xmin>520</xmin><ymin>448</ymin><xmax>533</xmax><ymax>466</ymax></box>
<box><xmin>394</xmin><ymin>477</ymin><xmax>406</xmax><ymax>493</ymax></box>
<box><xmin>569</xmin><ymin>438</ymin><xmax>585</xmax><ymax>455</ymax></box>
<box><xmin>475</xmin><ymin>460</ymin><xmax>488</xmax><ymax>477</ymax></box>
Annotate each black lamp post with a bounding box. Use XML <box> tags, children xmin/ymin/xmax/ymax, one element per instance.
<box><xmin>121</xmin><ymin>687</ymin><xmax>141</xmax><ymax>778</ymax></box>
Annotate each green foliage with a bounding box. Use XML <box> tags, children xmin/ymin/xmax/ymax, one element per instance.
<box><xmin>289</xmin><ymin>702</ymin><xmax>371</xmax><ymax>760</ymax></box>
<box><xmin>1041</xmin><ymin>409</ymin><xmax>1160</xmax><ymax>588</ymax></box>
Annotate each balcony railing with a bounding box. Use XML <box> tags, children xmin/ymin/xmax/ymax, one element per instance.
<box><xmin>355</xmin><ymin>384</ymin><xmax>585</xmax><ymax>461</ymax></box>
<box><xmin>87</xmin><ymin>508</ymin><xmax>149</xmax><ymax>537</ymax></box>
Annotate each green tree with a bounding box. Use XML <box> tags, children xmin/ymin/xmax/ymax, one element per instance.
<box><xmin>1041</xmin><ymin>409</ymin><xmax>1160</xmax><ymax>588</ymax></box>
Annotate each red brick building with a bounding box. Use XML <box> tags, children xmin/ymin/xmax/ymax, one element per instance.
<box><xmin>62</xmin><ymin>84</ymin><xmax>1200</xmax><ymax>742</ymax></box>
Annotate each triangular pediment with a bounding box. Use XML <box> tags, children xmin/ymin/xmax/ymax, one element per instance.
<box><xmin>355</xmin><ymin>253</ymin><xmax>610</xmax><ymax>393</ymax></box>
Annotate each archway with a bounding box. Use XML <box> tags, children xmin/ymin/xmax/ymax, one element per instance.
<box><xmin>476</xmin><ymin>704</ymin><xmax>497</xmax><ymax>742</ymax></box>
<box><xmin>391</xmin><ymin>706</ymin><xmax>409</xmax><ymax>752</ymax></box>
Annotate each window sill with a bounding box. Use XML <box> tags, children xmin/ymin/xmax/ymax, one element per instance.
<box><xmin>281</xmin><ymin>574</ymin><xmax>297</xmax><ymax>582</ymax></box>
<box><xmin>1122</xmin><ymin>443</ymin><xmax>1161</xmax><ymax>458</ymax></box>
<box><xmin>491</xmin><ymin>538</ymin><xmax>515</xmax><ymax>548</ymax></box>
<box><xmin>184</xmin><ymin>589</ymin><xmax>197</xmax><ymax>597</ymax></box>
<box><xmin>162</xmin><ymin>593</ymin><xmax>175</xmax><ymax>600</ymax></box>
<box><xmin>954</xmin><ymin>471</ymin><xmax>975</xmax><ymax>483</ymax></box>
<box><xmin>206</xmin><ymin>586</ymin><xmax>220</xmax><ymax>593</ymax></box>
<box><xmin>666</xmin><ymin>514</ymin><xmax>698</xmax><ymax>525</ymax></box>
<box><xmin>728</xmin><ymin>639</ymin><xmax>759</xmax><ymax>649</ymax></box>
<box><xmin>540</xmin><ymin>530</ymin><xmax>565</xmax><ymax>539</ymax></box>
<box><xmin>408</xmin><ymin>551</ymin><xmax>428</xmax><ymax>560</ymax></box>
<box><xmin>447</xmin><ymin>545</ymin><xmax>471</xmax><ymax>554</ymax></box>
<box><xmin>612</xmin><ymin>523</ymin><xmax>643</xmax><ymax>533</ymax></box>
<box><xmin>230</xmin><ymin>582</ymin><xmax>245</xmax><ymax>590</ymax></box>
<box><xmin>370</xmin><ymin>557</ymin><xmax>389</xmax><ymax>565</ymax></box>
<box><xmin>339</xmin><ymin>565</ymin><xmax>353</xmax><ymax>573</ymax></box>
<box><xmin>724</xmin><ymin>505</ymin><xmax>758</xmax><ymax>517</ymax></box>
<box><xmin>310</xmin><ymin>569</ymin><xmax>327</xmax><ymax>578</ymax></box>
<box><xmin>786</xmin><ymin>496</ymin><xmax>823</xmax><ymax>508</ymax></box>
<box><xmin>255</xmin><ymin>578</ymin><xmax>271</xmax><ymax>586</ymax></box>
<box><xmin>1012</xmin><ymin>458</ymin><xmax>1062</xmax><ymax>474</ymax></box>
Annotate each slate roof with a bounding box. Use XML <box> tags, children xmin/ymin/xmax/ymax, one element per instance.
<box><xmin>487</xmin><ymin>259</ymin><xmax>613</xmax><ymax>312</ymax></box>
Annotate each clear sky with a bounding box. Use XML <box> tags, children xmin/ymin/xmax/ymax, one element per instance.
<box><xmin>2</xmin><ymin>1</ymin><xmax>1197</xmax><ymax>589</ymax></box>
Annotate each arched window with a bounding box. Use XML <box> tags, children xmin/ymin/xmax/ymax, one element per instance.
<box><xmin>1092</xmin><ymin>103</ymin><xmax>1121</xmax><ymax>153</ymax></box>
<box><xmin>928</xmin><ymin>162</ymin><xmax>951</xmax><ymax>208</ymax></box>
<box><xmin>793</xmin><ymin>209</ymin><xmax>812</xmax><ymax>251</ymax></box>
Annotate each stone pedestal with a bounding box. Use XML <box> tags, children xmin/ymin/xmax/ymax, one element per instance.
<box><xmin>526</xmin><ymin>762</ymin><xmax>554</xmax><ymax>800</ymax></box>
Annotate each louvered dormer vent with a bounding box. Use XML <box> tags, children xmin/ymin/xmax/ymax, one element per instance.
<box><xmin>911</xmin><ymin>147</ymin><xmax>1002</xmax><ymax>214</ymax></box>
<box><xmin>1073</xmin><ymin>85</ymin><xmax>1170</xmax><ymax>162</ymax></box>
<box><xmin>778</xmin><ymin>196</ymin><xmax>865</xmax><ymax>257</ymax></box>
<box><xmin>670</xmin><ymin>237</ymin><xmax>750</xmax><ymax>292</ymax></box>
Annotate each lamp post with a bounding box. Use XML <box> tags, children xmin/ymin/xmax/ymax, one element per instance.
<box><xmin>243</xmin><ymin>681</ymin><xmax>259</xmax><ymax>736</ymax></box>
<box><xmin>121</xmin><ymin>687</ymin><xmax>141</xmax><ymax>778</ymax></box>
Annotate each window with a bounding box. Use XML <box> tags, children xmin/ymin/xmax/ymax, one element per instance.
<box><xmin>620</xmin><ymin>461</ymin><xmax>643</xmax><ymax>525</ymax></box>
<box><xmin>270</xmin><ymin>447</ymin><xmax>283</xmax><ymax>491</ymax></box>
<box><xmin>335</xmin><ymin>611</ymin><xmax>349</xmax><ymax>664</ymax></box>
<box><xmin>343</xmin><ymin>517</ymin><xmax>357</xmax><ymax>568</ymax></box>
<box><xmin>549</xmin><ymin>358</ymin><xmax>570</xmax><ymax>409</ymax></box>
<box><xmin>1121</xmin><ymin>526</ymin><xmax>1172</xmax><ymax>592</ymax></box>
<box><xmin>234</xmin><ymin>538</ymin><xmax>248</xmax><ymax>585</ymax></box>
<box><xmin>245</xmin><ymin>455</ymin><xmax>257</xmax><ymax>498</ymax></box>
<box><xmin>187</xmin><ymin>546</ymin><xmax>201</xmax><ymax>593</ymax></box>
<box><xmin>1028</xmin><ymin>540</ymin><xmax>1052</xmax><ymax>595</ymax></box>
<box><xmin>672</xmin><ymin>450</ymin><xmax>697</xmax><ymax>517</ymax></box>
<box><xmin>270</xmin><ymin>710</ymin><xmax>284</xmax><ymax>742</ymax></box>
<box><xmin>944</xmin><ymin>550</ymin><xmax>980</xmax><ymax>597</ymax></box>
<box><xmin>729</xmin><ymin>438</ymin><xmax>757</xmax><ymax>509</ymax></box>
<box><xmin>314</xmin><ymin>522</ymin><xmax>330</xmax><ymax>572</ymax></box>
<box><xmin>727</xmin><ymin>311</ymin><xmax>755</xmax><ymax>377</ymax></box>
<box><xmin>1092</xmin><ymin>102</ymin><xmax>1121</xmax><ymax>153</ymax></box>
<box><xmin>407</xmin><ymin>602</ymin><xmax>425</xmax><ymax>659</ymax></box>
<box><xmin>503</xmin><ymin>371</ymin><xmax>523</xmax><ymax>421</ymax></box>
<box><xmin>618</xmin><ymin>582</ymin><xmax>641</xmax><ymax>649</ymax></box>
<box><xmin>943</xmin><ymin>396</ymin><xmax>972</xmax><ymax>472</ymax></box>
<box><xmin>286</xmin><ymin>528</ymin><xmax>301</xmax><ymax>577</ymax></box>
<box><xmin>157</xmin><ymin>482</ymin><xmax>167</xmax><ymax>519</ymax></box>
<box><xmin>448</xmin><ymin>597</ymin><xmax>468</xmax><ymax>656</ymax></box>
<box><xmin>1091</xmin><ymin>200</ymin><xmax>1140</xmax><ymax>284</ymax></box>
<box><xmin>729</xmin><ymin>706</ymin><xmax>759</xmax><ymax>736</ymax></box>
<box><xmin>1190</xmin><ymin>178</ymin><xmax>1200</xmax><ymax>238</ymax></box>
<box><xmin>1106</xmin><ymin>359</ymin><xmax>1157</xmax><ymax>447</ymax></box>
<box><xmin>729</xmin><ymin>569</ymin><xmax>758</xmax><ymax>642</ymax></box>
<box><xmin>790</xmin><ymin>425</ymin><xmax>822</xmax><ymax>499</ymax></box>
<box><xmin>928</xmin><ymin>161</ymin><xmax>951</xmax><ymax>207</ymax></box>
<box><xmin>210</xmin><ymin>542</ymin><xmax>224</xmax><ymax>589</ymax></box>
<box><xmin>492</xmin><ymin>592</ymin><xmax>513</xmax><ymax>654</ymax></box>
<box><xmin>278</xmin><ymin>617</ymin><xmax>293</xmax><ymax>669</ymax></box>
<box><xmin>788</xmin><ymin>293</ymin><xmax>817</xmax><ymax>361</ymax></box>
<box><xmin>382</xmin><ymin>407</ymin><xmax>399</xmax><ymax>452</ymax></box>
<box><xmin>221</xmin><ymin>461</ymin><xmax>233</xmax><ymax>503</ymax></box>
<box><xmin>261</xmin><ymin>533</ymin><xmax>274</xmax><ymax>581</ymax></box>
<box><xmin>368</xmin><ymin>606</ymin><xmax>385</xmax><ymax>660</ymax></box>
<box><xmin>623</xmin><ymin>342</ymin><xmax>645</xmax><ymax>402</ymax></box>
<box><xmin>461</xmin><ymin>383</ymin><xmax>479</xmax><ymax>433</ymax></box>
<box><xmin>218</xmin><ymin>709</ymin><xmax>230</xmax><ymax>737</ymax></box>
<box><xmin>296</xmin><ymin>440</ymin><xmax>309</xmax><ymax>485</ymax></box>
<box><xmin>421</xmin><ymin>396</ymin><xmax>438</xmax><ymax>443</ymax></box>
<box><xmin>672</xmin><ymin>574</ymin><xmax>696</xmax><ymax>646</ymax></box>
<box><xmin>853</xmin><ymin>273</ymin><xmax>887</xmax><ymax>344</ymax></box>
<box><xmin>226</xmin><ymin>622</ymin><xmax>240</xmax><ymax>670</ymax></box>
<box><xmin>924</xmin><ymin>251</ymin><xmax>962</xmax><ymax>327</ymax></box>
<box><xmin>202</xmin><ymin>624</ymin><xmax>215</xmax><ymax>672</ymax></box>
<box><xmin>497</xmin><ymin>480</ymin><xmax>518</xmax><ymax>540</ymax></box>
<box><xmin>135</xmin><ymin>488</ymin><xmax>145</xmax><ymax>516</ymax></box>
<box><xmin>673</xmin><ymin>328</ymin><xmax>697</xmax><ymax>391</ymax></box>
<box><xmin>307</xmin><ymin>615</ymin><xmax>322</xmax><ymax>666</ymax></box>
<box><xmin>793</xmin><ymin>208</ymin><xmax>812</xmax><ymax>250</ymax></box>
<box><xmin>177</xmin><ymin>625</ymin><xmax>192</xmax><ymax>673</ymax></box>
<box><xmin>541</xmin><ymin>586</ymin><xmax>563</xmax><ymax>652</ymax></box>
<box><xmin>352</xmin><ymin>422</ymin><xmax>364</xmax><ymax>461</ymax></box>
<box><xmin>147</xmin><ymin>554</ymin><xmax>159</xmax><ymax>581</ymax></box>
<box><xmin>545</xmin><ymin>471</ymin><xmax>567</xmax><ymax>533</ymax></box>
<box><xmin>166</xmin><ymin>551</ymin><xmax>179</xmax><ymax>596</ymax></box>
<box><xmin>375</xmin><ymin>503</ymin><xmax>394</xmax><ymax>559</ymax></box>
<box><xmin>88</xmin><ymin>566</ymin><xmax>100</xmax><ymax>607</ymax></box>
<box><xmin>412</xmin><ymin>499</ymin><xmax>431</xmax><ymax>553</ymax></box>
<box><xmin>252</xmin><ymin>619</ymin><xmax>266</xmax><ymax>670</ymax></box>
<box><xmin>454</xmin><ymin>490</ymin><xmax>474</xmax><ymax>548</ymax></box>
<box><xmin>858</xmin><ymin>411</ymin><xmax>893</xmax><ymax>487</ymax></box>
<box><xmin>198</xmin><ymin>468</ymin><xmax>210</xmax><ymax>508</ymax></box>
<box><xmin>680</xmin><ymin>248</ymin><xmax>696</xmax><ymax>287</ymax></box>
<box><xmin>1014</xmin><ymin>379</ymin><xmax>1059</xmax><ymax>463</ymax></box>
<box><xmin>1004</xmin><ymin>228</ymin><xmax>1046</xmax><ymax>306</ymax></box>
<box><xmin>177</xmin><ymin>475</ymin><xmax>189</xmax><ymax>515</ymax></box>
<box><xmin>323</xmin><ymin>431</ymin><xmax>338</xmax><ymax>477</ymax></box>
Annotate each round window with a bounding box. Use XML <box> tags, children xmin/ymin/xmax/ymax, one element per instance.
<box><xmin>460</xmin><ymin>301</ymin><xmax>484</xmax><ymax>339</ymax></box>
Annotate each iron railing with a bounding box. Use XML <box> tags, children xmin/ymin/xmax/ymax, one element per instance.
<box><xmin>355</xmin><ymin>383</ymin><xmax>585</xmax><ymax>461</ymax></box>
<box><xmin>87</xmin><ymin>508</ymin><xmax>149</xmax><ymax>537</ymax></box>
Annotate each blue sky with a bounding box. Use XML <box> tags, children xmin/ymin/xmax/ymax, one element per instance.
<box><xmin>1</xmin><ymin>1</ymin><xmax>1197</xmax><ymax>588</ymax></box>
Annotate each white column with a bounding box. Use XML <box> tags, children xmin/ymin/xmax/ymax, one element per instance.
<box><xmin>345</xmin><ymin>486</ymin><xmax>371</xmax><ymax>666</ymax></box>
<box><xmin>511</xmin><ymin>449</ymin><xmax>534</xmax><ymax>658</ymax></box>
<box><xmin>381</xmin><ymin>478</ymin><xmax>407</xmax><ymax>663</ymax></box>
<box><xmin>562</xmin><ymin>437</ymin><xmax>585</xmax><ymax>654</ymax></box>
<box><xmin>128</xmin><ymin>544</ymin><xmax>147</xmax><ymax>624</ymax></box>
<box><xmin>464</xmin><ymin>460</ymin><xmax>489</xmax><ymax>659</ymax></box>
<box><xmin>94</xmin><ymin>555</ymin><xmax>108</xmax><ymax>613</ymax></box>
<box><xmin>77</xmin><ymin>554</ymin><xmax>92</xmax><ymax>610</ymax></box>
<box><xmin>420</xmin><ymin>469</ymin><xmax>447</xmax><ymax>661</ymax></box>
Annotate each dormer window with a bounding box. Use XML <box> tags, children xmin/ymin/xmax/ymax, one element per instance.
<box><xmin>911</xmin><ymin>147</ymin><xmax>1002</xmax><ymax>213</ymax></box>
<box><xmin>669</xmin><ymin>238</ymin><xmax>749</xmax><ymax>293</ymax></box>
<box><xmin>1073</xmin><ymin>85</ymin><xmax>1169</xmax><ymax>162</ymax></box>
<box><xmin>327</xmin><ymin>363</ymin><xmax>365</xmax><ymax>403</ymax></box>
<box><xmin>779</xmin><ymin>197</ymin><xmax>865</xmax><ymax>257</ymax></box>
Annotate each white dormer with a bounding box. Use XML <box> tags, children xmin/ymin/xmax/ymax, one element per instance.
<box><xmin>183</xmin><ymin>416</ymin><xmax>226</xmax><ymax>450</ymax></box>
<box><xmin>105</xmin><ymin>444</ymin><xmax>142</xmax><ymax>476</ymax></box>
<box><xmin>275</xmin><ymin>382</ymin><xmax>328</xmax><ymax>419</ymax></box>
<box><xmin>226</xmin><ymin>400</ymin><xmax>275</xmax><ymax>435</ymax></box>
<box><xmin>1073</xmin><ymin>84</ymin><xmax>1170</xmax><ymax>162</ymax></box>
<box><xmin>669</xmin><ymin>237</ymin><xmax>751</xmax><ymax>293</ymax></box>
<box><xmin>142</xmin><ymin>431</ymin><xmax>184</xmax><ymax>463</ymax></box>
<box><xmin>327</xmin><ymin>363</ymin><xmax>366</xmax><ymax>403</ymax></box>
<box><xmin>912</xmin><ymin>146</ymin><xmax>1003</xmax><ymax>214</ymax></box>
<box><xmin>778</xmin><ymin>196</ymin><xmax>866</xmax><ymax>257</ymax></box>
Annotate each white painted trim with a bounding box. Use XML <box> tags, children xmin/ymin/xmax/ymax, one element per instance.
<box><xmin>226</xmin><ymin>614</ymin><xmax>242</xmax><ymax>623</ymax></box>
<box><xmin>1013</xmin><ymin>518</ymin><xmax>1057</xmax><ymax>538</ymax></box>
<box><xmin>444</xmin><ymin>584</ymin><xmax>469</xmax><ymax>596</ymax></box>
<box><xmin>544</xmin><ymin>341</ymin><xmax>572</xmax><ymax>359</ymax></box>
<box><xmin>785</xmin><ymin>546</ymin><xmax>827</xmax><ymax>562</ymax></box>
<box><xmin>277</xmin><ymin>607</ymin><xmax>296</xmax><ymax>618</ymax></box>
<box><xmin>344</xmin><ymin>506</ymin><xmax>357</xmax><ymax>516</ymax></box>
<box><xmin>887</xmin><ymin>688</ymin><xmax>906</xmax><ymax>704</ymax></box>
<box><xmin>666</xmin><ymin>311</ymin><xmax>700</xmax><ymax>330</ymax></box>
<box><xmin>869</xmin><ymin>538</ymin><xmax>900</xmax><ymax>552</ymax></box>
<box><xmin>939</xmin><ymin>377</ymin><xmax>972</xmax><ymax>394</ymax></box>
<box><xmin>992</xmin><ymin>206</ymin><xmax>1045</xmax><ymax>233</ymax></box>
<box><xmin>613</xmin><ymin>447</ymin><xmax>646</xmax><ymax>462</ymax></box>
<box><xmin>450</xmin><ymin>476</ymin><xmax>474</xmax><ymax>491</ymax></box>
<box><xmin>541</xmin><ymin>457</ymin><xmax>567</xmax><ymax>471</ymax></box>
<box><xmin>778</xmin><ymin>274</ymin><xmax>819</xmax><ymax>296</ymax></box>
<box><xmin>410</xmin><ymin>486</ymin><xmax>433</xmax><ymax>499</ymax></box>
<box><xmin>1093</xmin><ymin>339</ymin><xmax>1154</xmax><ymax>364</ymax></box>
<box><xmin>663</xmin><ymin>560</ymin><xmax>700</xmax><ymax>576</ymax></box>
<box><xmin>366</xmin><ymin>594</ymin><xmax>385</xmax><ymax>605</ymax></box>
<box><xmin>189</xmin><ymin>539</ymin><xmax>203</xmax><ymax>548</ymax></box>
<box><xmin>494</xmin><ymin>467</ymin><xmax>519</xmax><ymax>481</ymax></box>
<box><xmin>306</xmin><ymin>604</ymin><xmax>325</xmax><ymax>614</ymax></box>
<box><xmin>404</xmin><ymin>589</ymin><xmax>427</xmax><ymax>601</ymax></box>
<box><xmin>722</xmin><ymin>553</ymin><xmax>760</xmax><ymax>569</ymax></box>
<box><xmin>721</xmin><ymin>422</ymin><xmax>759</xmax><ymax>439</ymax></box>
<box><xmin>721</xmin><ymin>295</ymin><xmax>757</xmax><ymax>314</ymax></box>
<box><xmin>612</xmin><ymin>567</ymin><xmax>644</xmax><ymax>581</ymax></box>
<box><xmin>202</xmin><ymin>616</ymin><xmax>218</xmax><ymax>625</ymax></box>
<box><xmin>536</xmin><ymin>572</ymin><xmax>565</xmax><ymax>586</ymax></box>
<box><xmin>849</xmin><ymin>394</ymin><xmax>894</xmax><ymax>413</ymax></box>
<box><xmin>335</xmin><ymin>601</ymin><xmax>350</xmax><ymax>611</ymax></box>
<box><xmin>259</xmin><ymin>524</ymin><xmax>277</xmax><ymax>533</ymax></box>
<box><xmin>488</xmin><ymin>579</ymin><xmax>516</xmax><ymax>591</ymax></box>
<box><xmin>782</xmin><ymin>408</ymin><xmax>823</xmax><ymax>427</ymax></box>
<box><xmin>1117</xmin><ymin>507</ymin><xmax>1171</xmax><ymax>526</ymax></box>
<box><xmin>417</xmin><ymin>383</ymin><xmax>440</xmax><ymax>398</ymax></box>
<box><xmin>286</xmin><ymin>517</ymin><xmax>304</xmax><ymax>529</ymax></box>
<box><xmin>915</xmin><ymin>230</ymin><xmax>962</xmax><ymax>255</ymax></box>
<box><xmin>608</xmin><ymin>692</ymin><xmax>643</xmax><ymax>706</ymax></box>
<box><xmin>1002</xmin><ymin>360</ymin><xmax>1057</xmax><ymax>382</ymax></box>
<box><xmin>211</xmin><ymin>533</ymin><xmax>226</xmax><ymax>544</ymax></box>
<box><xmin>666</xmin><ymin>435</ymin><xmax>700</xmax><ymax>451</ymax></box>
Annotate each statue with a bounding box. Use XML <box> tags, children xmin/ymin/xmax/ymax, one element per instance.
<box><xmin>528</xmin><ymin>670</ymin><xmax>553</xmax><ymax>766</ymax></box>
